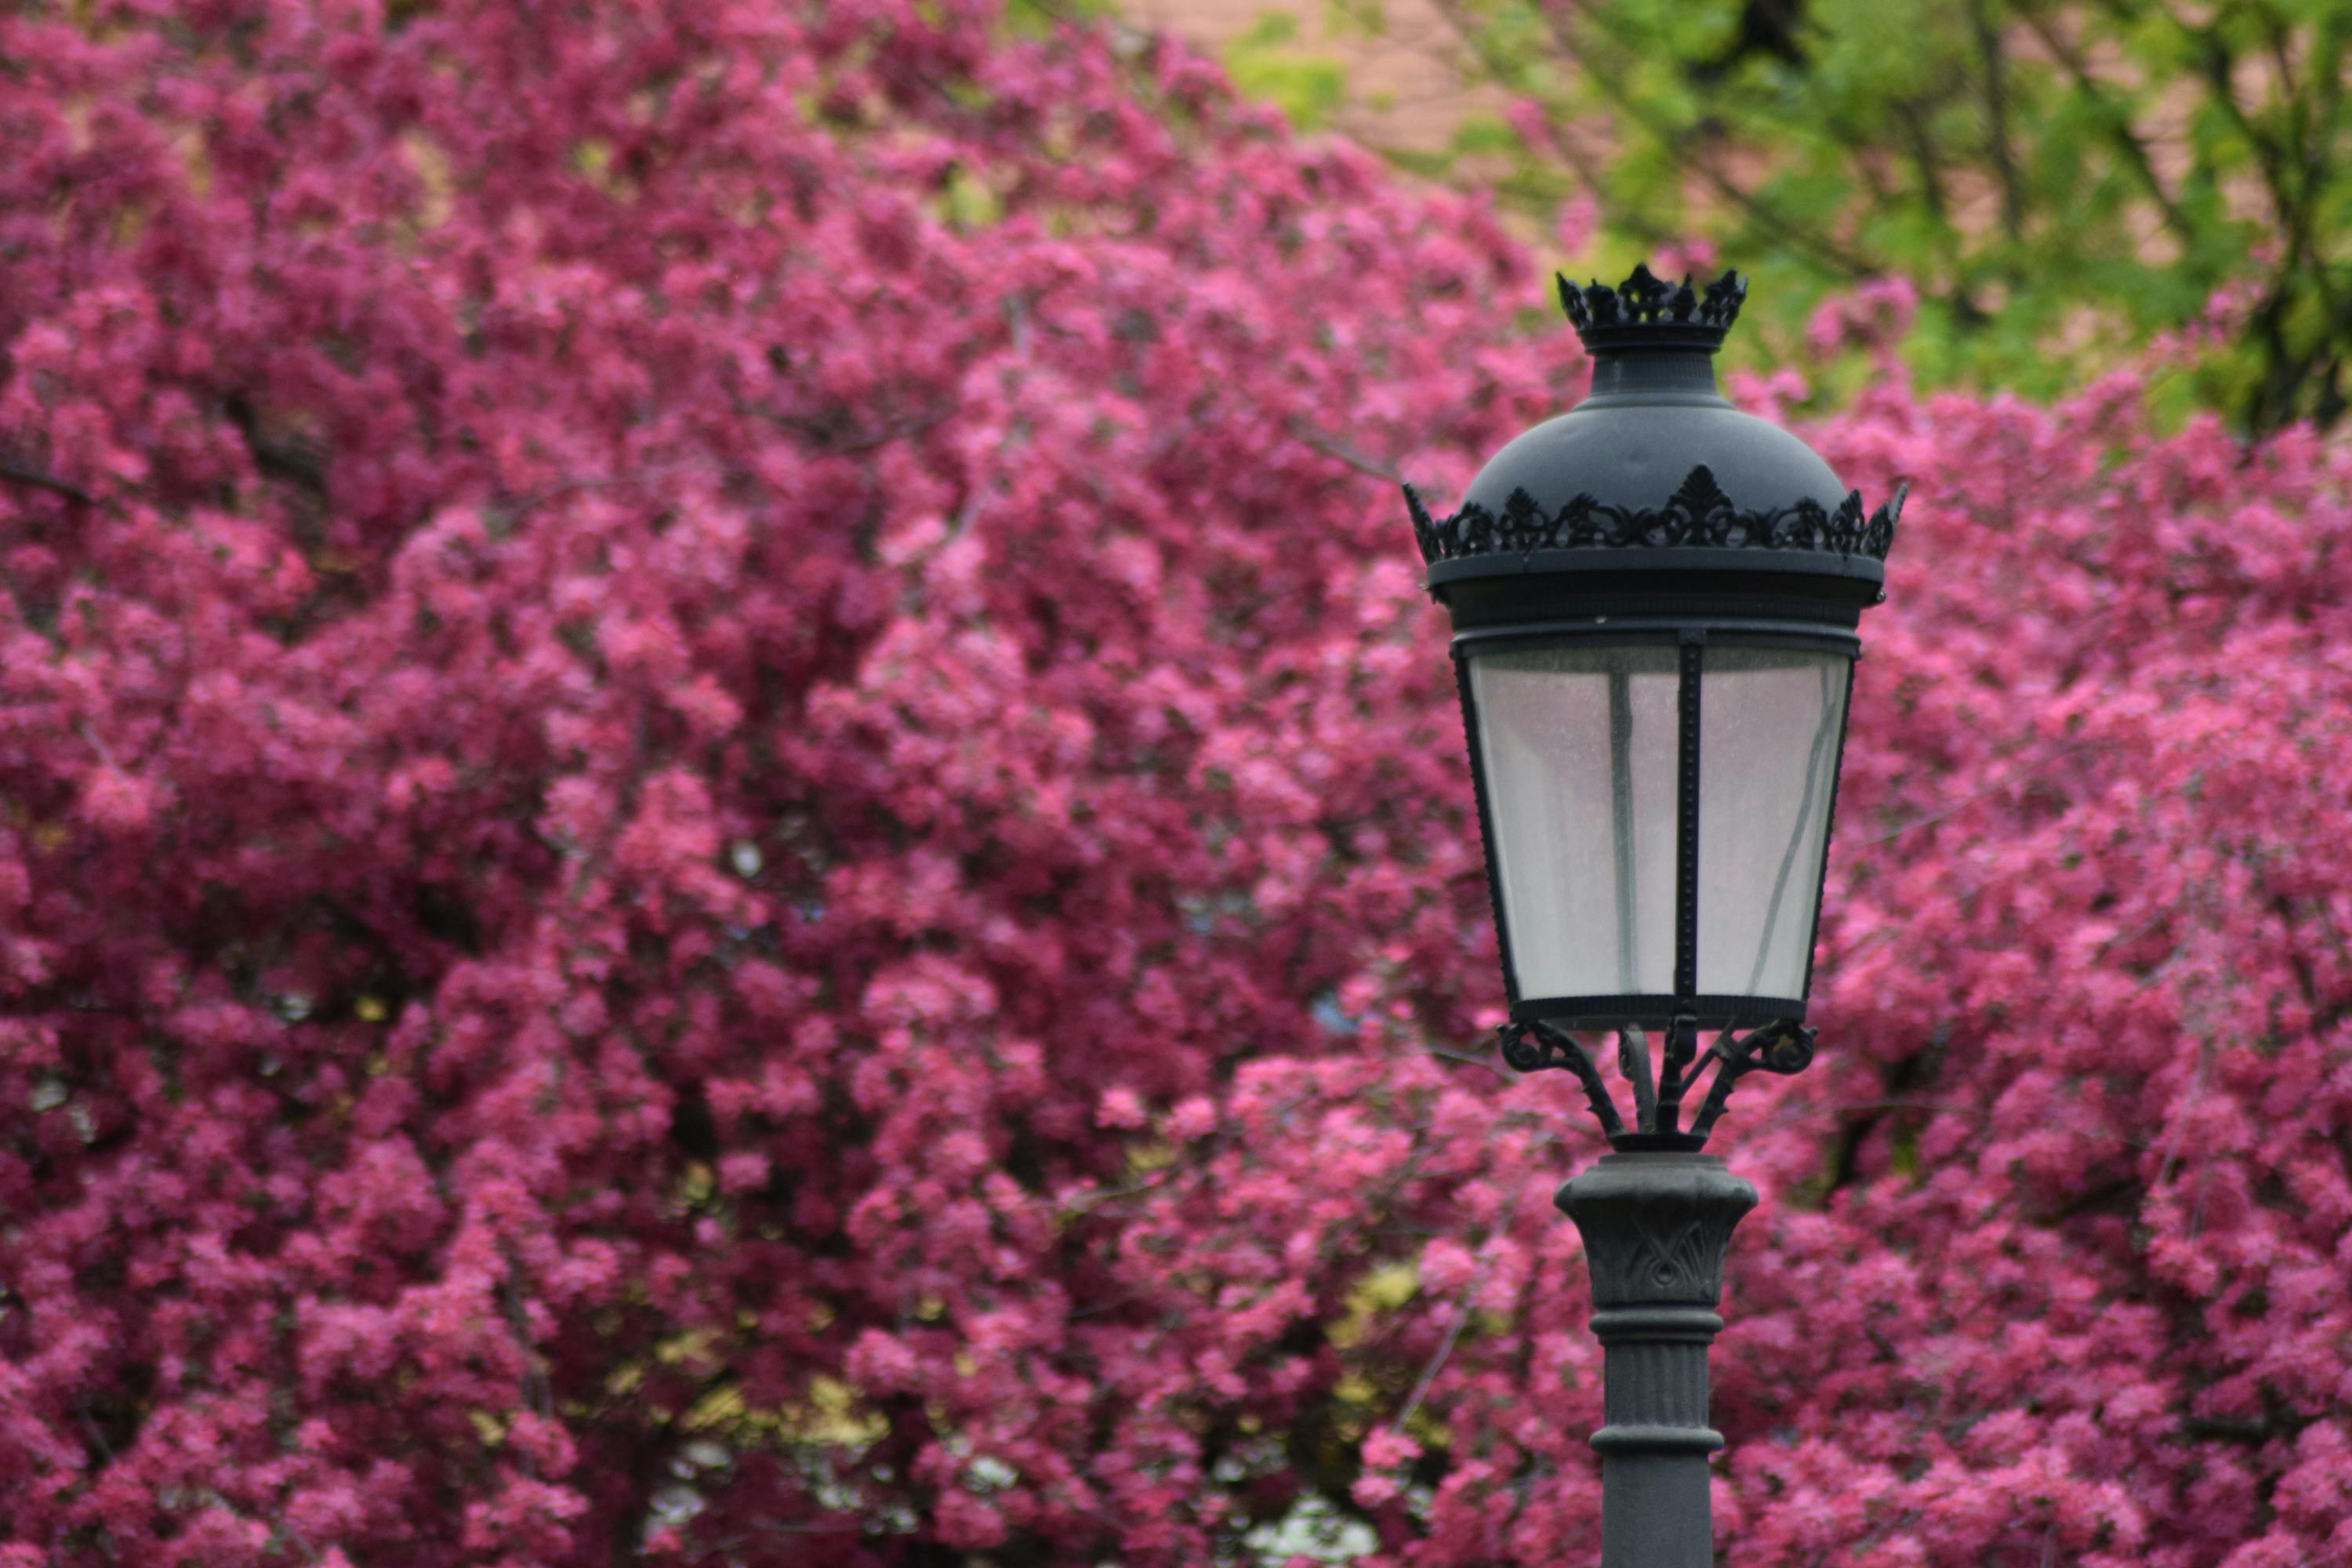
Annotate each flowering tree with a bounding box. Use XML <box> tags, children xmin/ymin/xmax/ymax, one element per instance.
<box><xmin>2</xmin><ymin>2</ymin><xmax>2350</xmax><ymax>1566</ymax></box>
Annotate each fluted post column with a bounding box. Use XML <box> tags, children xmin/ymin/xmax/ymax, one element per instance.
<box><xmin>1557</xmin><ymin>1149</ymin><xmax>1757</xmax><ymax>1568</ymax></box>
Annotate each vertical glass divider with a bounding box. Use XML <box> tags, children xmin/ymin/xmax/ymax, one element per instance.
<box><xmin>1608</xmin><ymin>666</ymin><xmax>1638</xmax><ymax>996</ymax></box>
<box><xmin>1674</xmin><ymin>640</ymin><xmax>1703</xmax><ymax>1004</ymax></box>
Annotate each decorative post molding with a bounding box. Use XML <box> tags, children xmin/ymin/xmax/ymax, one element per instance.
<box><xmin>1557</xmin><ymin>1150</ymin><xmax>1758</xmax><ymax>1568</ymax></box>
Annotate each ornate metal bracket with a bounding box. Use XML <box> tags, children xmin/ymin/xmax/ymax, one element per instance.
<box><xmin>1497</xmin><ymin>1020</ymin><xmax>1625</xmax><ymax>1139</ymax></box>
<box><xmin>1689</xmin><ymin>1018</ymin><xmax>1816</xmax><ymax>1140</ymax></box>
<box><xmin>1497</xmin><ymin>1015</ymin><xmax>1817</xmax><ymax>1149</ymax></box>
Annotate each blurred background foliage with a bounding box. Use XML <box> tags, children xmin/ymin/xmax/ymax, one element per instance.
<box><xmin>1168</xmin><ymin>0</ymin><xmax>2352</xmax><ymax>435</ymax></box>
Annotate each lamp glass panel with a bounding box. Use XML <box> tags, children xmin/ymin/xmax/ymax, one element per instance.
<box><xmin>1468</xmin><ymin>645</ymin><xmax>1679</xmax><ymax>1001</ymax></box>
<box><xmin>1695</xmin><ymin>646</ymin><xmax>1852</xmax><ymax>1000</ymax></box>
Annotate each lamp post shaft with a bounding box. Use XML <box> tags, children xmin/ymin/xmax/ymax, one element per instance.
<box><xmin>1558</xmin><ymin>1149</ymin><xmax>1757</xmax><ymax>1568</ymax></box>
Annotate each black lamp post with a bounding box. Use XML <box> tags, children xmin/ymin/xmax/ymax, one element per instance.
<box><xmin>1404</xmin><ymin>263</ymin><xmax>1904</xmax><ymax>1568</ymax></box>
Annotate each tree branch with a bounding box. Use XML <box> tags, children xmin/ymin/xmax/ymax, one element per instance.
<box><xmin>0</xmin><ymin>457</ymin><xmax>93</xmax><ymax>505</ymax></box>
<box><xmin>1288</xmin><ymin>419</ymin><xmax>1404</xmax><ymax>484</ymax></box>
<box><xmin>1966</xmin><ymin>0</ymin><xmax>2027</xmax><ymax>246</ymax></box>
<box><xmin>2017</xmin><ymin>10</ymin><xmax>2194</xmax><ymax>244</ymax></box>
<box><xmin>2188</xmin><ymin>25</ymin><xmax>2298</xmax><ymax>246</ymax></box>
<box><xmin>1395</xmin><ymin>1191</ymin><xmax>1520</xmax><ymax>1428</ymax></box>
<box><xmin>1541</xmin><ymin>0</ymin><xmax>1877</xmax><ymax>278</ymax></box>
<box><xmin>1425</xmin><ymin>0</ymin><xmax>1870</xmax><ymax>278</ymax></box>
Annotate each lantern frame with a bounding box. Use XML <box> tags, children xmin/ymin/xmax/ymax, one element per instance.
<box><xmin>1448</xmin><ymin>593</ymin><xmax>1860</xmax><ymax>1033</ymax></box>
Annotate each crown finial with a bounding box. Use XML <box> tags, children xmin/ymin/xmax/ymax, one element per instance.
<box><xmin>1558</xmin><ymin>263</ymin><xmax>1748</xmax><ymax>353</ymax></box>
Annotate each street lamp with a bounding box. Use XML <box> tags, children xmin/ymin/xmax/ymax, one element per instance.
<box><xmin>1404</xmin><ymin>263</ymin><xmax>1904</xmax><ymax>1568</ymax></box>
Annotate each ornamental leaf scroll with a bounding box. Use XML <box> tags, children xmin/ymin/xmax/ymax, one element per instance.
<box><xmin>1407</xmin><ymin>464</ymin><xmax>1905</xmax><ymax>567</ymax></box>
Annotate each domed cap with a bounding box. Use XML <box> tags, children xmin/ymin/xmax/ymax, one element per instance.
<box><xmin>1406</xmin><ymin>262</ymin><xmax>1903</xmax><ymax>572</ymax></box>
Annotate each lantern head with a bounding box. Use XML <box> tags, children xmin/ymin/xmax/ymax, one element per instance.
<box><xmin>1408</xmin><ymin>264</ymin><xmax>1902</xmax><ymax>1040</ymax></box>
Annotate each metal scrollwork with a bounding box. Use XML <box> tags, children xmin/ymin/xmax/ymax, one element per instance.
<box><xmin>1496</xmin><ymin>1021</ymin><xmax>1626</xmax><ymax>1140</ymax></box>
<box><xmin>1687</xmin><ymin>1018</ymin><xmax>1817</xmax><ymax>1141</ymax></box>
<box><xmin>1489</xmin><ymin>1015</ymin><xmax>1819</xmax><ymax>1149</ymax></box>
<box><xmin>1406</xmin><ymin>466</ymin><xmax>1905</xmax><ymax>567</ymax></box>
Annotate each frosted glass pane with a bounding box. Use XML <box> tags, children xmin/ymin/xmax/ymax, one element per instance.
<box><xmin>1469</xmin><ymin>646</ymin><xmax>1678</xmax><ymax>1002</ymax></box>
<box><xmin>1695</xmin><ymin>647</ymin><xmax>1850</xmax><ymax>1000</ymax></box>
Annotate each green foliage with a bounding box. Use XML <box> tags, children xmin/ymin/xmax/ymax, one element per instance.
<box><xmin>1004</xmin><ymin>0</ymin><xmax>1117</xmax><ymax>34</ymax></box>
<box><xmin>1323</xmin><ymin>0</ymin><xmax>1389</xmax><ymax>35</ymax></box>
<box><xmin>1224</xmin><ymin>14</ymin><xmax>1352</xmax><ymax>129</ymax></box>
<box><xmin>1244</xmin><ymin>0</ymin><xmax>2352</xmax><ymax>431</ymax></box>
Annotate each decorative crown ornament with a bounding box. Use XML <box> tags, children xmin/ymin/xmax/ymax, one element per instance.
<box><xmin>1558</xmin><ymin>262</ymin><xmax>1748</xmax><ymax>352</ymax></box>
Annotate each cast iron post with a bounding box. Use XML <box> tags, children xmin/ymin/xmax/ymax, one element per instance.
<box><xmin>1558</xmin><ymin>1148</ymin><xmax>1757</xmax><ymax>1568</ymax></box>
